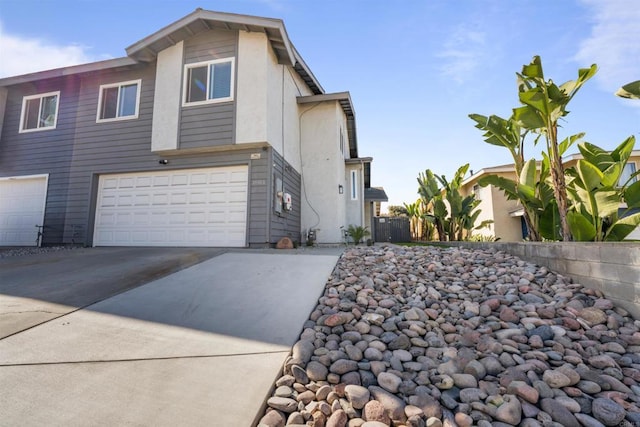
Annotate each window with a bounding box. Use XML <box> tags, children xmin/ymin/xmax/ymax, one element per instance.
<box><xmin>619</xmin><ymin>162</ymin><xmax>637</xmax><ymax>186</ymax></box>
<box><xmin>351</xmin><ymin>170</ymin><xmax>358</xmax><ymax>200</ymax></box>
<box><xmin>96</xmin><ymin>80</ymin><xmax>141</xmax><ymax>122</ymax></box>
<box><xmin>473</xmin><ymin>184</ymin><xmax>481</xmax><ymax>200</ymax></box>
<box><xmin>19</xmin><ymin>91</ymin><xmax>59</xmax><ymax>133</ymax></box>
<box><xmin>183</xmin><ymin>58</ymin><xmax>234</xmax><ymax>106</ymax></box>
<box><xmin>340</xmin><ymin>129</ymin><xmax>344</xmax><ymax>156</ymax></box>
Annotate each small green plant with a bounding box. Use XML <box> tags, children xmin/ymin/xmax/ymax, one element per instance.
<box><xmin>468</xmin><ymin>234</ymin><xmax>500</xmax><ymax>242</ymax></box>
<box><xmin>346</xmin><ymin>225</ymin><xmax>370</xmax><ymax>245</ymax></box>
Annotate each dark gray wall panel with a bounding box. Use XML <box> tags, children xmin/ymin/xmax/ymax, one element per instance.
<box><xmin>0</xmin><ymin>76</ymin><xmax>81</xmax><ymax>244</ymax></box>
<box><xmin>269</xmin><ymin>150</ymin><xmax>301</xmax><ymax>245</ymax></box>
<box><xmin>179</xmin><ymin>29</ymin><xmax>237</xmax><ymax>150</ymax></box>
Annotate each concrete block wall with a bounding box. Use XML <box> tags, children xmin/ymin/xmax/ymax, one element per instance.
<box><xmin>432</xmin><ymin>242</ymin><xmax>640</xmax><ymax>319</ymax></box>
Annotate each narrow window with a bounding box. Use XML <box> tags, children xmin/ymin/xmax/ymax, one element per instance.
<box><xmin>183</xmin><ymin>58</ymin><xmax>234</xmax><ymax>106</ymax></box>
<box><xmin>351</xmin><ymin>170</ymin><xmax>358</xmax><ymax>200</ymax></box>
<box><xmin>19</xmin><ymin>91</ymin><xmax>60</xmax><ymax>132</ymax></box>
<box><xmin>473</xmin><ymin>184</ymin><xmax>481</xmax><ymax>200</ymax></box>
<box><xmin>619</xmin><ymin>162</ymin><xmax>637</xmax><ymax>187</ymax></box>
<box><xmin>340</xmin><ymin>129</ymin><xmax>344</xmax><ymax>155</ymax></box>
<box><xmin>97</xmin><ymin>80</ymin><xmax>141</xmax><ymax>122</ymax></box>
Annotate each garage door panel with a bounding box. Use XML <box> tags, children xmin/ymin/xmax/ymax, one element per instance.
<box><xmin>94</xmin><ymin>166</ymin><xmax>248</xmax><ymax>247</ymax></box>
<box><xmin>0</xmin><ymin>176</ymin><xmax>48</xmax><ymax>246</ymax></box>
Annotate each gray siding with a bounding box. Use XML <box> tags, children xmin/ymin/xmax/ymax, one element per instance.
<box><xmin>270</xmin><ymin>150</ymin><xmax>301</xmax><ymax>245</ymax></box>
<box><xmin>179</xmin><ymin>29</ymin><xmax>237</xmax><ymax>150</ymax></box>
<box><xmin>0</xmin><ymin>76</ymin><xmax>81</xmax><ymax>244</ymax></box>
<box><xmin>0</xmin><ymin>28</ymin><xmax>283</xmax><ymax>248</ymax></box>
<box><xmin>66</xmin><ymin>62</ymin><xmax>269</xmax><ymax>246</ymax></box>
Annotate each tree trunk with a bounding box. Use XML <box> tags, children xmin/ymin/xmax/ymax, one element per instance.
<box><xmin>548</xmin><ymin>125</ymin><xmax>572</xmax><ymax>241</ymax></box>
<box><xmin>522</xmin><ymin>210</ymin><xmax>541</xmax><ymax>241</ymax></box>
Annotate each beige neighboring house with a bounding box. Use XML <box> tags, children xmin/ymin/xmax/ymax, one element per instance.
<box><xmin>461</xmin><ymin>151</ymin><xmax>640</xmax><ymax>241</ymax></box>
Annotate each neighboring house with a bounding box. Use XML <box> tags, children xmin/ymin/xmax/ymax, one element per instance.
<box><xmin>461</xmin><ymin>151</ymin><xmax>640</xmax><ymax>241</ymax></box>
<box><xmin>0</xmin><ymin>9</ymin><xmax>385</xmax><ymax>248</ymax></box>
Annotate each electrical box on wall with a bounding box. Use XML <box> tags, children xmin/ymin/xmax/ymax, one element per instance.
<box><xmin>274</xmin><ymin>176</ymin><xmax>283</xmax><ymax>214</ymax></box>
<box><xmin>283</xmin><ymin>193</ymin><xmax>292</xmax><ymax>211</ymax></box>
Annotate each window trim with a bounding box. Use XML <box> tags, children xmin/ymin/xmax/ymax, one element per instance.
<box><xmin>182</xmin><ymin>58</ymin><xmax>235</xmax><ymax>107</ymax></box>
<box><xmin>96</xmin><ymin>79</ymin><xmax>142</xmax><ymax>123</ymax></box>
<box><xmin>19</xmin><ymin>91</ymin><xmax>60</xmax><ymax>133</ymax></box>
<box><xmin>351</xmin><ymin>170</ymin><xmax>358</xmax><ymax>201</ymax></box>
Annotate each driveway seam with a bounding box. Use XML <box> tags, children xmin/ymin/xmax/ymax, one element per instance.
<box><xmin>0</xmin><ymin>349</ymin><xmax>291</xmax><ymax>367</ymax></box>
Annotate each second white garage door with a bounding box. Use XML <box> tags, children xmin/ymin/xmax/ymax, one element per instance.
<box><xmin>94</xmin><ymin>166</ymin><xmax>248</xmax><ymax>247</ymax></box>
<box><xmin>0</xmin><ymin>175</ymin><xmax>48</xmax><ymax>246</ymax></box>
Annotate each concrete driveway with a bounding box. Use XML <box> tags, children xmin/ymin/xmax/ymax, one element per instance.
<box><xmin>0</xmin><ymin>247</ymin><xmax>224</xmax><ymax>338</ymax></box>
<box><xmin>0</xmin><ymin>247</ymin><xmax>341</xmax><ymax>426</ymax></box>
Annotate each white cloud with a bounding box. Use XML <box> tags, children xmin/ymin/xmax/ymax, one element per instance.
<box><xmin>437</xmin><ymin>27</ymin><xmax>487</xmax><ymax>84</ymax></box>
<box><xmin>575</xmin><ymin>0</ymin><xmax>640</xmax><ymax>92</ymax></box>
<box><xmin>0</xmin><ymin>22</ymin><xmax>110</xmax><ymax>78</ymax></box>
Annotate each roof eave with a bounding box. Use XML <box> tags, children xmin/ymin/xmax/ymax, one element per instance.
<box><xmin>125</xmin><ymin>9</ymin><xmax>297</xmax><ymax>65</ymax></box>
<box><xmin>0</xmin><ymin>57</ymin><xmax>138</xmax><ymax>86</ymax></box>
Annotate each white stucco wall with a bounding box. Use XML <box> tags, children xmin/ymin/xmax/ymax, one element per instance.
<box><xmin>265</xmin><ymin>44</ymin><xmax>310</xmax><ymax>171</ymax></box>
<box><xmin>235</xmin><ymin>31</ymin><xmax>268</xmax><ymax>144</ymax></box>
<box><xmin>300</xmin><ymin>102</ymin><xmax>346</xmax><ymax>243</ymax></box>
<box><xmin>151</xmin><ymin>41</ymin><xmax>183</xmax><ymax>152</ymax></box>
<box><xmin>468</xmin><ymin>184</ymin><xmax>495</xmax><ymax>239</ymax></box>
<box><xmin>345</xmin><ymin>162</ymin><xmax>365</xmax><ymax>228</ymax></box>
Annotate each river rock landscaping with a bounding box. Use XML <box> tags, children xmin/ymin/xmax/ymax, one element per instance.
<box><xmin>258</xmin><ymin>245</ymin><xmax>640</xmax><ymax>427</ymax></box>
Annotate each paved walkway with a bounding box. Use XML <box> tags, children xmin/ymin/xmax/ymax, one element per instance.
<box><xmin>0</xmin><ymin>250</ymin><xmax>341</xmax><ymax>426</ymax></box>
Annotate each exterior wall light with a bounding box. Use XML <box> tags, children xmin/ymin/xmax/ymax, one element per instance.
<box><xmin>159</xmin><ymin>159</ymin><xmax>169</xmax><ymax>165</ymax></box>
<box><xmin>338</xmin><ymin>185</ymin><xmax>344</xmax><ymax>194</ymax></box>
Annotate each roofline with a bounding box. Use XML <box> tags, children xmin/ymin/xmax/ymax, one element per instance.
<box><xmin>345</xmin><ymin>157</ymin><xmax>373</xmax><ymax>163</ymax></box>
<box><xmin>462</xmin><ymin>164</ymin><xmax>521</xmax><ymax>186</ymax></box>
<box><xmin>0</xmin><ymin>57</ymin><xmax>138</xmax><ymax>86</ymax></box>
<box><xmin>0</xmin><ymin>9</ymin><xmax>324</xmax><ymax>95</ymax></box>
<box><xmin>126</xmin><ymin>9</ymin><xmax>294</xmax><ymax>63</ymax></box>
<box><xmin>291</xmin><ymin>44</ymin><xmax>324</xmax><ymax>94</ymax></box>
<box><xmin>462</xmin><ymin>149</ymin><xmax>640</xmax><ymax>186</ymax></box>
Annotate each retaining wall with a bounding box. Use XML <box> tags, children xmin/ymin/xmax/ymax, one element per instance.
<box><xmin>432</xmin><ymin>242</ymin><xmax>640</xmax><ymax>319</ymax></box>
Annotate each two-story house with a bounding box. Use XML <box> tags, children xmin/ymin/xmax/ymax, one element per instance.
<box><xmin>0</xmin><ymin>9</ymin><xmax>385</xmax><ymax>247</ymax></box>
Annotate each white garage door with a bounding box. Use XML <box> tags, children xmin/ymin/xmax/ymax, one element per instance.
<box><xmin>0</xmin><ymin>175</ymin><xmax>48</xmax><ymax>246</ymax></box>
<box><xmin>94</xmin><ymin>166</ymin><xmax>248</xmax><ymax>247</ymax></box>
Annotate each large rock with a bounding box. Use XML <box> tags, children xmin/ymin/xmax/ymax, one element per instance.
<box><xmin>368</xmin><ymin>386</ymin><xmax>406</xmax><ymax>423</ymax></box>
<box><xmin>540</xmin><ymin>398</ymin><xmax>580</xmax><ymax>427</ymax></box>
<box><xmin>345</xmin><ymin>385</ymin><xmax>370</xmax><ymax>409</ymax></box>
<box><xmin>591</xmin><ymin>398</ymin><xmax>626</xmax><ymax>426</ymax></box>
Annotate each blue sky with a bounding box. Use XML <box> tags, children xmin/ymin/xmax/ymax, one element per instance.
<box><xmin>1</xmin><ymin>0</ymin><xmax>639</xmax><ymax>207</ymax></box>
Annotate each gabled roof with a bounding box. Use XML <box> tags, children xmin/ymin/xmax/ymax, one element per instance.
<box><xmin>0</xmin><ymin>9</ymin><xmax>324</xmax><ymax>95</ymax></box>
<box><xmin>298</xmin><ymin>92</ymin><xmax>358</xmax><ymax>158</ymax></box>
<box><xmin>126</xmin><ymin>9</ymin><xmax>323</xmax><ymax>94</ymax></box>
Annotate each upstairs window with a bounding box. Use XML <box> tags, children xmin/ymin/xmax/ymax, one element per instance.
<box><xmin>19</xmin><ymin>91</ymin><xmax>59</xmax><ymax>133</ymax></box>
<box><xmin>183</xmin><ymin>58</ymin><xmax>234</xmax><ymax>106</ymax></box>
<box><xmin>97</xmin><ymin>80</ymin><xmax>141</xmax><ymax>122</ymax></box>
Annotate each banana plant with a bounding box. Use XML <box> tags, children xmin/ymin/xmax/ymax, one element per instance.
<box><xmin>469</xmin><ymin>113</ymin><xmax>541</xmax><ymax>240</ymax></box>
<box><xmin>565</xmin><ymin>136</ymin><xmax>640</xmax><ymax>241</ymax></box>
<box><xmin>417</xmin><ymin>164</ymin><xmax>488</xmax><ymax>241</ymax></box>
<box><xmin>417</xmin><ymin>169</ymin><xmax>447</xmax><ymax>241</ymax></box>
<box><xmin>512</xmin><ymin>56</ymin><xmax>597</xmax><ymax>241</ymax></box>
<box><xmin>616</xmin><ymin>80</ymin><xmax>640</xmax><ymax>99</ymax></box>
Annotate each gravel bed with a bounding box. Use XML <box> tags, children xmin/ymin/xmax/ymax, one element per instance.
<box><xmin>0</xmin><ymin>246</ymin><xmax>81</xmax><ymax>258</ymax></box>
<box><xmin>258</xmin><ymin>245</ymin><xmax>640</xmax><ymax>427</ymax></box>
